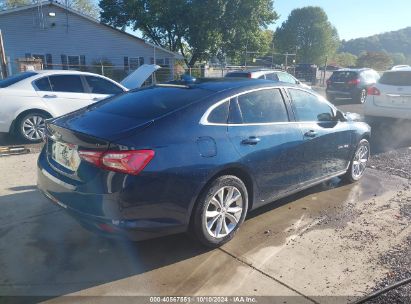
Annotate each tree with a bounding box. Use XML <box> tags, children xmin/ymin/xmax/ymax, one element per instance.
<box><xmin>0</xmin><ymin>0</ymin><xmax>99</xmax><ymax>18</ymax></box>
<box><xmin>99</xmin><ymin>0</ymin><xmax>278</xmax><ymax>66</ymax></box>
<box><xmin>332</xmin><ymin>52</ymin><xmax>357</xmax><ymax>67</ymax></box>
<box><xmin>357</xmin><ymin>51</ymin><xmax>393</xmax><ymax>70</ymax></box>
<box><xmin>390</xmin><ymin>52</ymin><xmax>406</xmax><ymax>65</ymax></box>
<box><xmin>66</xmin><ymin>0</ymin><xmax>100</xmax><ymax>19</ymax></box>
<box><xmin>0</xmin><ymin>0</ymin><xmax>31</xmax><ymax>10</ymax></box>
<box><xmin>274</xmin><ymin>6</ymin><xmax>339</xmax><ymax>65</ymax></box>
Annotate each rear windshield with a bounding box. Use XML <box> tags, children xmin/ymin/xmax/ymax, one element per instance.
<box><xmin>379</xmin><ymin>71</ymin><xmax>411</xmax><ymax>86</ymax></box>
<box><xmin>330</xmin><ymin>71</ymin><xmax>357</xmax><ymax>81</ymax></box>
<box><xmin>225</xmin><ymin>72</ymin><xmax>249</xmax><ymax>78</ymax></box>
<box><xmin>91</xmin><ymin>86</ymin><xmax>213</xmax><ymax>119</ymax></box>
<box><xmin>0</xmin><ymin>72</ymin><xmax>37</xmax><ymax>88</ymax></box>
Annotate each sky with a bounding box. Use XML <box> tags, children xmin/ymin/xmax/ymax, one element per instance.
<box><xmin>271</xmin><ymin>0</ymin><xmax>411</xmax><ymax>40</ymax></box>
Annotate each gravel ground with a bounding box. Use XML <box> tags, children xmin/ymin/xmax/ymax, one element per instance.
<box><xmin>364</xmin><ymin>186</ymin><xmax>411</xmax><ymax>304</ymax></box>
<box><xmin>369</xmin><ymin>148</ymin><xmax>411</xmax><ymax>180</ymax></box>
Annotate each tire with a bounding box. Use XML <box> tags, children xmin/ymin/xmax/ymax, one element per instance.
<box><xmin>342</xmin><ymin>139</ymin><xmax>370</xmax><ymax>183</ymax></box>
<box><xmin>16</xmin><ymin>111</ymin><xmax>50</xmax><ymax>143</ymax></box>
<box><xmin>192</xmin><ymin>175</ymin><xmax>248</xmax><ymax>248</ymax></box>
<box><xmin>357</xmin><ymin>89</ymin><xmax>367</xmax><ymax>104</ymax></box>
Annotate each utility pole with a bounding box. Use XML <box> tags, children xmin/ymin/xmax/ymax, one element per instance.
<box><xmin>0</xmin><ymin>30</ymin><xmax>8</xmax><ymax>79</ymax></box>
<box><xmin>271</xmin><ymin>39</ymin><xmax>275</xmax><ymax>69</ymax></box>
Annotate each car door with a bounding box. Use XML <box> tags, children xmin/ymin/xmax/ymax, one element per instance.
<box><xmin>83</xmin><ymin>75</ymin><xmax>125</xmax><ymax>102</ymax></box>
<box><xmin>227</xmin><ymin>88</ymin><xmax>305</xmax><ymax>205</ymax></box>
<box><xmin>35</xmin><ymin>75</ymin><xmax>92</xmax><ymax>116</ymax></box>
<box><xmin>287</xmin><ymin>88</ymin><xmax>352</xmax><ymax>184</ymax></box>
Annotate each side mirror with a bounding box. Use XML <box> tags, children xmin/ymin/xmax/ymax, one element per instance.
<box><xmin>317</xmin><ymin>113</ymin><xmax>333</xmax><ymax>122</ymax></box>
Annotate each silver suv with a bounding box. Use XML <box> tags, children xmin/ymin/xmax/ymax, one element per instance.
<box><xmin>225</xmin><ymin>69</ymin><xmax>311</xmax><ymax>89</ymax></box>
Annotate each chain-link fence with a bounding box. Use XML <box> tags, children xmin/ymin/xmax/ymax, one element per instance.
<box><xmin>2</xmin><ymin>58</ymin><xmax>332</xmax><ymax>87</ymax></box>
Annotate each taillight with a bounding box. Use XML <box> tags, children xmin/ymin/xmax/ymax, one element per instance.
<box><xmin>347</xmin><ymin>78</ymin><xmax>360</xmax><ymax>85</ymax></box>
<box><xmin>247</xmin><ymin>73</ymin><xmax>252</xmax><ymax>78</ymax></box>
<box><xmin>367</xmin><ymin>86</ymin><xmax>380</xmax><ymax>96</ymax></box>
<box><xmin>78</xmin><ymin>149</ymin><xmax>155</xmax><ymax>175</ymax></box>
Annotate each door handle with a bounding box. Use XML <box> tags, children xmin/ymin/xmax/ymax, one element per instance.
<box><xmin>43</xmin><ymin>94</ymin><xmax>57</xmax><ymax>98</ymax></box>
<box><xmin>92</xmin><ymin>97</ymin><xmax>102</xmax><ymax>101</ymax></box>
<box><xmin>241</xmin><ymin>136</ymin><xmax>261</xmax><ymax>145</ymax></box>
<box><xmin>304</xmin><ymin>130</ymin><xmax>317</xmax><ymax>138</ymax></box>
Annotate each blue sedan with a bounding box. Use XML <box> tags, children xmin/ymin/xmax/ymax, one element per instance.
<box><xmin>37</xmin><ymin>79</ymin><xmax>371</xmax><ymax>247</ymax></box>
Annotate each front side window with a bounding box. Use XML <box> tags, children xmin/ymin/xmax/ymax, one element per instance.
<box><xmin>85</xmin><ymin>76</ymin><xmax>124</xmax><ymax>95</ymax></box>
<box><xmin>234</xmin><ymin>89</ymin><xmax>289</xmax><ymax>124</ymax></box>
<box><xmin>288</xmin><ymin>89</ymin><xmax>334</xmax><ymax>122</ymax></box>
<box><xmin>48</xmin><ymin>75</ymin><xmax>84</xmax><ymax>93</ymax></box>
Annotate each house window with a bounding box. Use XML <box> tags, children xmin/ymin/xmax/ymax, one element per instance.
<box><xmin>129</xmin><ymin>57</ymin><xmax>145</xmax><ymax>70</ymax></box>
<box><xmin>165</xmin><ymin>58</ymin><xmax>170</xmax><ymax>66</ymax></box>
<box><xmin>67</xmin><ymin>55</ymin><xmax>80</xmax><ymax>70</ymax></box>
<box><xmin>156</xmin><ymin>58</ymin><xmax>164</xmax><ymax>66</ymax></box>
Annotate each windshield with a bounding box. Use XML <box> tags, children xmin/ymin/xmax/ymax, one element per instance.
<box><xmin>91</xmin><ymin>86</ymin><xmax>213</xmax><ymax>119</ymax></box>
<box><xmin>330</xmin><ymin>71</ymin><xmax>357</xmax><ymax>81</ymax></box>
<box><xmin>0</xmin><ymin>72</ymin><xmax>37</xmax><ymax>88</ymax></box>
<box><xmin>379</xmin><ymin>71</ymin><xmax>411</xmax><ymax>86</ymax></box>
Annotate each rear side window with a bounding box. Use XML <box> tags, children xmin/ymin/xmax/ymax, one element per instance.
<box><xmin>92</xmin><ymin>87</ymin><xmax>213</xmax><ymax>120</ymax></box>
<box><xmin>208</xmin><ymin>101</ymin><xmax>229</xmax><ymax>124</ymax></box>
<box><xmin>85</xmin><ymin>76</ymin><xmax>124</xmax><ymax>94</ymax></box>
<box><xmin>234</xmin><ymin>89</ymin><xmax>289</xmax><ymax>124</ymax></box>
<box><xmin>265</xmin><ymin>73</ymin><xmax>280</xmax><ymax>81</ymax></box>
<box><xmin>48</xmin><ymin>75</ymin><xmax>84</xmax><ymax>93</ymax></box>
<box><xmin>278</xmin><ymin>72</ymin><xmax>297</xmax><ymax>84</ymax></box>
<box><xmin>379</xmin><ymin>71</ymin><xmax>411</xmax><ymax>86</ymax></box>
<box><xmin>34</xmin><ymin>77</ymin><xmax>52</xmax><ymax>91</ymax></box>
<box><xmin>330</xmin><ymin>71</ymin><xmax>357</xmax><ymax>81</ymax></box>
<box><xmin>0</xmin><ymin>72</ymin><xmax>37</xmax><ymax>88</ymax></box>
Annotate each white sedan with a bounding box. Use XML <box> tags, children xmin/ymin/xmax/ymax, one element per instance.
<box><xmin>365</xmin><ymin>67</ymin><xmax>411</xmax><ymax>121</ymax></box>
<box><xmin>0</xmin><ymin>65</ymin><xmax>159</xmax><ymax>142</ymax></box>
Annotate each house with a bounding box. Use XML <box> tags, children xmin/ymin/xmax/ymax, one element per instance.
<box><xmin>0</xmin><ymin>1</ymin><xmax>182</xmax><ymax>80</ymax></box>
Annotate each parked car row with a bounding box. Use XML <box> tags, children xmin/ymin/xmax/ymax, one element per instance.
<box><xmin>0</xmin><ymin>65</ymin><xmax>160</xmax><ymax>142</ymax></box>
<box><xmin>325</xmin><ymin>66</ymin><xmax>411</xmax><ymax>121</ymax></box>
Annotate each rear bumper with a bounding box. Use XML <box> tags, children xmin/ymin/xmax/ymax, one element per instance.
<box><xmin>364</xmin><ymin>101</ymin><xmax>411</xmax><ymax>120</ymax></box>
<box><xmin>326</xmin><ymin>89</ymin><xmax>359</xmax><ymax>98</ymax></box>
<box><xmin>37</xmin><ymin>149</ymin><xmax>187</xmax><ymax>241</ymax></box>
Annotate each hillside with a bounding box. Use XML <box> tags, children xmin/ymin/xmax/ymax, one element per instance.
<box><xmin>340</xmin><ymin>27</ymin><xmax>411</xmax><ymax>57</ymax></box>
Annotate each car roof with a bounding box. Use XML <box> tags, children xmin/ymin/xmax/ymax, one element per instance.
<box><xmin>335</xmin><ymin>68</ymin><xmax>373</xmax><ymax>72</ymax></box>
<box><xmin>388</xmin><ymin>66</ymin><xmax>411</xmax><ymax>72</ymax></box>
<box><xmin>33</xmin><ymin>69</ymin><xmax>104</xmax><ymax>76</ymax></box>
<box><xmin>226</xmin><ymin>69</ymin><xmax>283</xmax><ymax>74</ymax></box>
<box><xmin>161</xmin><ymin>78</ymin><xmax>299</xmax><ymax>93</ymax></box>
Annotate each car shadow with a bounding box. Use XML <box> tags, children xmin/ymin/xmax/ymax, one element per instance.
<box><xmin>0</xmin><ymin>189</ymin><xmax>210</xmax><ymax>302</ymax></box>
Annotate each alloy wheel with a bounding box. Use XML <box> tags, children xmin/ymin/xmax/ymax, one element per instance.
<box><xmin>204</xmin><ymin>186</ymin><xmax>243</xmax><ymax>239</ymax></box>
<box><xmin>22</xmin><ymin>115</ymin><xmax>46</xmax><ymax>141</ymax></box>
<box><xmin>352</xmin><ymin>144</ymin><xmax>369</xmax><ymax>179</ymax></box>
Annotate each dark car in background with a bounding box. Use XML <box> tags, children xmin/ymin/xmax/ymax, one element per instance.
<box><xmin>37</xmin><ymin>79</ymin><xmax>371</xmax><ymax>247</ymax></box>
<box><xmin>326</xmin><ymin>68</ymin><xmax>380</xmax><ymax>103</ymax></box>
<box><xmin>225</xmin><ymin>69</ymin><xmax>311</xmax><ymax>89</ymax></box>
<box><xmin>294</xmin><ymin>63</ymin><xmax>318</xmax><ymax>84</ymax></box>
